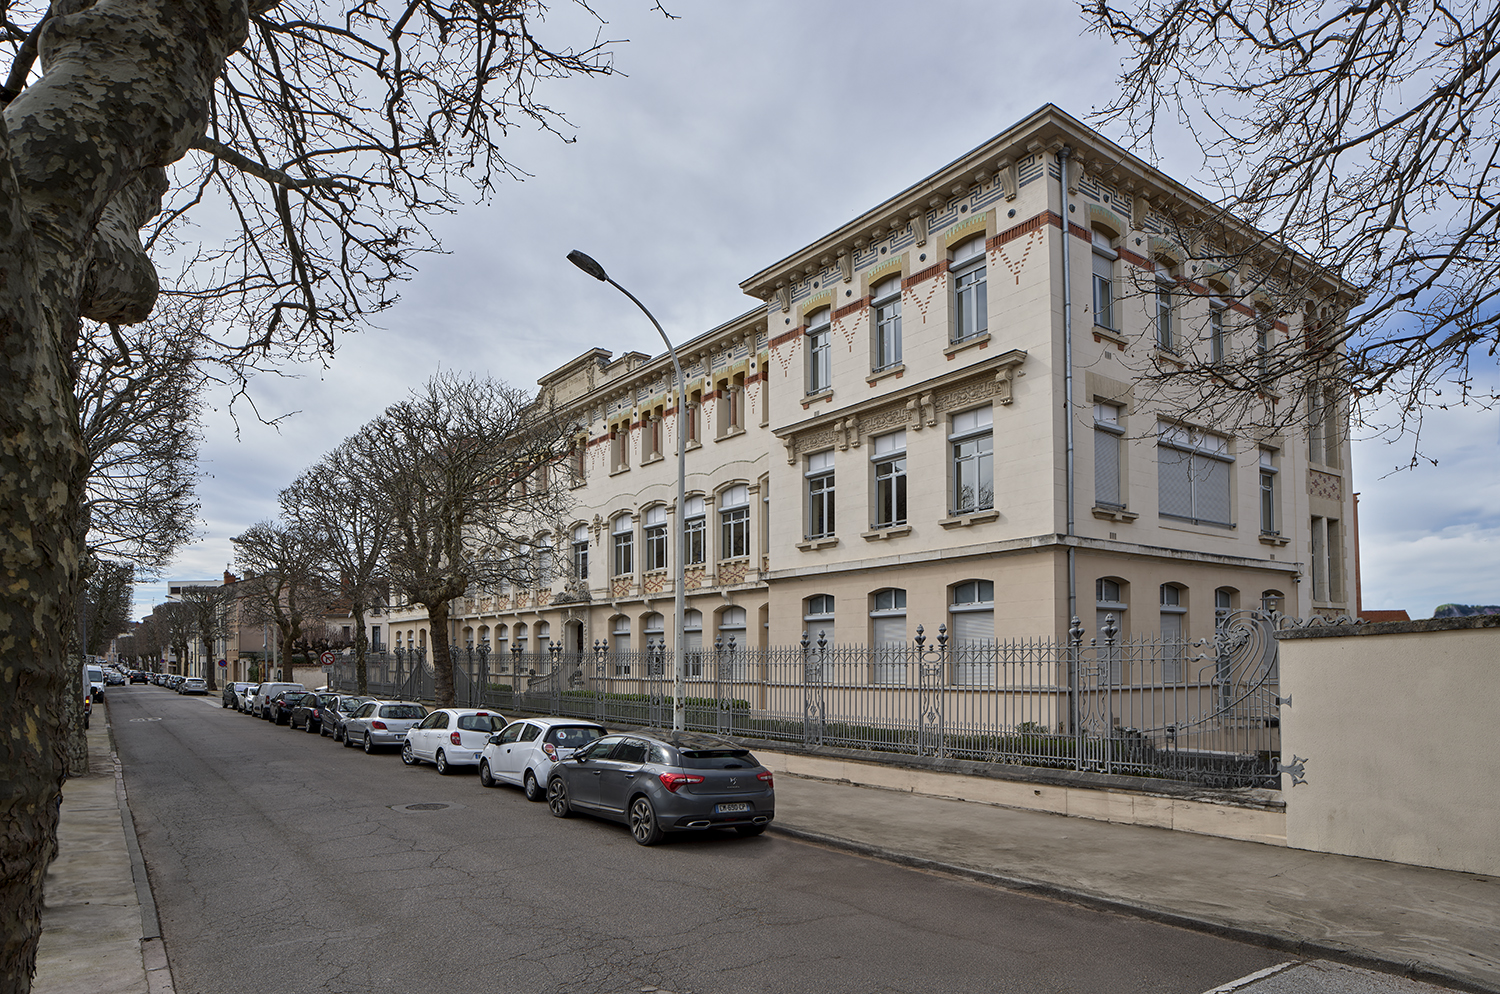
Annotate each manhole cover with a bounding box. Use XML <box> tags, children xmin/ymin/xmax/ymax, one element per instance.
<box><xmin>392</xmin><ymin>802</ymin><xmax>463</xmax><ymax>813</ymax></box>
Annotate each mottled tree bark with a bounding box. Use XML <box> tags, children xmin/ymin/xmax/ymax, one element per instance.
<box><xmin>0</xmin><ymin>3</ymin><xmax>248</xmax><ymax>990</ymax></box>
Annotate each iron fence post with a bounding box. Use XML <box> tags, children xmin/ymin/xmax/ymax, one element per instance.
<box><xmin>1068</xmin><ymin>616</ymin><xmax>1084</xmax><ymax>772</ymax></box>
<box><xmin>593</xmin><ymin>639</ymin><xmax>608</xmax><ymax>724</ymax></box>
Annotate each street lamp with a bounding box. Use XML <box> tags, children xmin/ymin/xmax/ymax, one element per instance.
<box><xmin>568</xmin><ymin>250</ymin><xmax>687</xmax><ymax>731</ymax></box>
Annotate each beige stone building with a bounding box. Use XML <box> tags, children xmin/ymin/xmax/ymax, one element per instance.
<box><xmin>382</xmin><ymin>105</ymin><xmax>1356</xmax><ymax>665</ymax></box>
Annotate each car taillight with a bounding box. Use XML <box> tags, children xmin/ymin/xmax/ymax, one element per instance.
<box><xmin>450</xmin><ymin>732</ymin><xmax>462</xmax><ymax>745</ymax></box>
<box><xmin>542</xmin><ymin>743</ymin><xmax>558</xmax><ymax>761</ymax></box>
<box><xmin>757</xmin><ymin>771</ymin><xmax>774</xmax><ymax>787</ymax></box>
<box><xmin>371</xmin><ymin>720</ymin><xmax>387</xmax><ymax>730</ymax></box>
<box><xmin>658</xmin><ymin>772</ymin><xmax>705</xmax><ymax>793</ymax></box>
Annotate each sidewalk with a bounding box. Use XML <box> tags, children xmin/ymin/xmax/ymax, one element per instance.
<box><xmin>769</xmin><ymin>775</ymin><xmax>1500</xmax><ymax>993</ymax></box>
<box><xmin>31</xmin><ymin>705</ymin><xmax>1499</xmax><ymax>994</ymax></box>
<box><xmin>33</xmin><ymin>710</ymin><xmax>171</xmax><ymax>994</ymax></box>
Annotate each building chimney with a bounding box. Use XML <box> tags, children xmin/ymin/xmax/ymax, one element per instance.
<box><xmin>224</xmin><ymin>571</ymin><xmax>238</xmax><ymax>585</ymax></box>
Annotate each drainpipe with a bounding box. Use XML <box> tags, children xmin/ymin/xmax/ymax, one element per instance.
<box><xmin>1059</xmin><ymin>145</ymin><xmax>1077</xmax><ymax>623</ymax></box>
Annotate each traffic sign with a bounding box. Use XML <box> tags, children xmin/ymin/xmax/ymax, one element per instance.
<box><xmin>319</xmin><ymin>651</ymin><xmax>336</xmax><ymax>667</ymax></box>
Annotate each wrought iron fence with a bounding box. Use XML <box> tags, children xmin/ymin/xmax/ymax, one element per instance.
<box><xmin>329</xmin><ymin>610</ymin><xmax>1282</xmax><ymax>788</ymax></box>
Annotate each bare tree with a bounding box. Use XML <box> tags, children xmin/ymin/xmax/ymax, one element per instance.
<box><xmin>179</xmin><ymin>584</ymin><xmax>233</xmax><ymax>691</ymax></box>
<box><xmin>0</xmin><ymin>3</ymin><xmax>646</xmax><ymax>981</ymax></box>
<box><xmin>232</xmin><ymin>521</ymin><xmax>328</xmax><ymax>683</ymax></box>
<box><xmin>1085</xmin><ymin>1</ymin><xmax>1500</xmax><ymax>443</ymax></box>
<box><xmin>281</xmin><ymin>428</ymin><xmax>391</xmax><ymax>695</ymax></box>
<box><xmin>75</xmin><ymin>303</ymin><xmax>205</xmax><ymax>574</ymax></box>
<box><xmin>154</xmin><ymin>600</ymin><xmax>196</xmax><ymax>679</ymax></box>
<box><xmin>360</xmin><ymin>373</ymin><xmax>573</xmax><ymax>707</ymax></box>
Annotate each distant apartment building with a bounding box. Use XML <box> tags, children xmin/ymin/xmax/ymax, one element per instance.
<box><xmin>381</xmin><ymin>105</ymin><xmax>1356</xmax><ymax>664</ymax></box>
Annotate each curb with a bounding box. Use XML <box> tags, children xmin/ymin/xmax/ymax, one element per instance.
<box><xmin>104</xmin><ymin>712</ymin><xmax>175</xmax><ymax>994</ymax></box>
<box><xmin>767</xmin><ymin>822</ymin><xmax>1497</xmax><ymax>994</ymax></box>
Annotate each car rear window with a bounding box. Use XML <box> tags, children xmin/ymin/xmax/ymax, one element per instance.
<box><xmin>545</xmin><ymin>726</ymin><xmax>603</xmax><ymax>749</ymax></box>
<box><xmin>380</xmin><ymin>705</ymin><xmax>425</xmax><ymax>719</ymax></box>
<box><xmin>457</xmin><ymin>714</ymin><xmax>503</xmax><ymax>732</ymax></box>
<box><xmin>677</xmin><ymin>749</ymin><xmax>758</xmax><ymax>769</ymax></box>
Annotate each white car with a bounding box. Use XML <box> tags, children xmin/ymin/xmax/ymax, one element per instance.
<box><xmin>479</xmin><ymin>718</ymin><xmax>607</xmax><ymax>801</ymax></box>
<box><xmin>401</xmin><ymin>708</ymin><xmax>506</xmax><ymax>775</ymax></box>
<box><xmin>178</xmin><ymin>677</ymin><xmax>208</xmax><ymax>695</ymax></box>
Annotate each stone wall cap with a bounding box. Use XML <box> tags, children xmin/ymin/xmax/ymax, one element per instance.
<box><xmin>1275</xmin><ymin>613</ymin><xmax>1500</xmax><ymax>639</ymax></box>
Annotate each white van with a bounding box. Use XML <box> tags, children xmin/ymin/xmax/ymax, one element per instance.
<box><xmin>85</xmin><ymin>664</ymin><xmax>106</xmax><ymax>702</ymax></box>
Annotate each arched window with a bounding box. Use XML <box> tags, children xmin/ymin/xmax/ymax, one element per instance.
<box><xmin>950</xmin><ymin>234</ymin><xmax>988</xmax><ymax>343</ymax></box>
<box><xmin>871</xmin><ymin>588</ymin><xmax>907</xmax><ymax>685</ymax></box>
<box><xmin>495</xmin><ymin>624</ymin><xmax>508</xmax><ymax>658</ymax></box>
<box><xmin>683</xmin><ymin>609</ymin><xmax>704</xmax><ymax>677</ymax></box>
<box><xmin>1095</xmin><ymin>578</ymin><xmax>1127</xmax><ymax>682</ymax></box>
<box><xmin>514</xmin><ymin>622</ymin><xmax>528</xmax><ymax>654</ymax></box>
<box><xmin>718</xmin><ymin>606</ymin><xmax>748</xmax><ymax>680</ymax></box>
<box><xmin>950</xmin><ymin>580</ymin><xmax>995</xmax><ymax>685</ymax></box>
<box><xmin>805</xmin><ymin>308</ymin><xmax>832</xmax><ymax>394</ymax></box>
<box><xmin>477</xmin><ymin>625</ymin><xmax>490</xmax><ymax>647</ymax></box>
<box><xmin>462</xmin><ymin>626</ymin><xmax>474</xmax><ymax>650</ymax></box>
<box><xmin>804</xmin><ymin>594</ymin><xmax>835</xmax><ymax>643</ymax></box>
<box><xmin>612</xmin><ymin>512</ymin><xmax>634</xmax><ymax>576</ymax></box>
<box><xmin>611</xmin><ymin>616</ymin><xmax>631</xmax><ymax>675</ymax></box>
<box><xmin>644</xmin><ymin>505</ymin><xmax>668</xmax><ymax>572</ymax></box>
<box><xmin>719</xmin><ymin>485</ymin><xmax>750</xmax><ymax>560</ymax></box>
<box><xmin>536</xmin><ymin>621</ymin><xmax>551</xmax><ymax>652</ymax></box>
<box><xmin>643</xmin><ymin>613</ymin><xmax>665</xmax><ymax>674</ymax></box>
<box><xmin>1160</xmin><ymin>583</ymin><xmax>1186</xmax><ymax>681</ymax></box>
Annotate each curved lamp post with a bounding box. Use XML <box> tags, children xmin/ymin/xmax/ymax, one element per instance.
<box><xmin>568</xmin><ymin>250</ymin><xmax>687</xmax><ymax>731</ymax></box>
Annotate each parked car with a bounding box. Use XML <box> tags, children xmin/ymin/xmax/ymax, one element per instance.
<box><xmin>85</xmin><ymin>664</ymin><xmax>105</xmax><ymax>702</ymax></box>
<box><xmin>546</xmin><ymin>731</ymin><xmax>774</xmax><ymax>846</ymax></box>
<box><xmin>166</xmin><ymin>675</ymin><xmax>184</xmax><ymax>691</ymax></box>
<box><xmin>268</xmin><ymin>690</ymin><xmax>312</xmax><ymax>725</ymax></box>
<box><xmin>316</xmin><ymin>695</ymin><xmax>374</xmax><ymax>741</ymax></box>
<box><xmin>479</xmin><ymin>718</ymin><xmax>606</xmax><ymax>800</ymax></box>
<box><xmin>343</xmin><ymin>700</ymin><xmax>427</xmax><ymax>754</ymax></box>
<box><xmin>222</xmin><ymin>681</ymin><xmax>254</xmax><ymax>709</ymax></box>
<box><xmin>129</xmin><ymin>671</ymin><xmax>148</xmax><ymax>684</ymax></box>
<box><xmin>250</xmin><ymin>682</ymin><xmax>305</xmax><ymax>719</ymax></box>
<box><xmin>402</xmin><ymin>709</ymin><xmax>506</xmax><ymax>774</ymax></box>
<box><xmin>179</xmin><ymin>677</ymin><xmax>208</xmax><ymax>695</ymax></box>
<box><xmin>235</xmin><ymin>684</ymin><xmax>259</xmax><ymax>712</ymax></box>
<box><xmin>289</xmin><ymin>692</ymin><xmax>341</xmax><ymax>733</ymax></box>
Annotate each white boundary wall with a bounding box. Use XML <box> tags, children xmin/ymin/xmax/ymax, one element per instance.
<box><xmin>1278</xmin><ymin>617</ymin><xmax>1500</xmax><ymax>874</ymax></box>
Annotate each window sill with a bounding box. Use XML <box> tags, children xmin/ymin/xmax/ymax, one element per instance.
<box><xmin>796</xmin><ymin>536</ymin><xmax>839</xmax><ymax>551</ymax></box>
<box><xmin>608</xmin><ymin>465</ymin><xmax>630</xmax><ymax>477</ymax></box>
<box><xmin>939</xmin><ymin>509</ymin><xmax>999</xmax><ymax>529</ymax></box>
<box><xmin>569</xmin><ymin>479</ymin><xmax>588</xmax><ymax>490</ymax></box>
<box><xmin>867</xmin><ymin>363</ymin><xmax>906</xmax><ymax>385</ymax></box>
<box><xmin>715</xmin><ymin>426</ymin><xmax>746</xmax><ymax>442</ymax></box>
<box><xmin>861</xmin><ymin>524</ymin><xmax>912</xmax><ymax>541</ymax></box>
<box><xmin>685</xmin><ymin>439</ymin><xmax>702</xmax><ymax>452</ymax></box>
<box><xmin>801</xmin><ymin>389</ymin><xmax>834</xmax><ymax>408</ymax></box>
<box><xmin>641</xmin><ymin>453</ymin><xmax>664</xmax><ymax>466</ymax></box>
<box><xmin>1159</xmin><ymin>514</ymin><xmax>1235</xmax><ymax>530</ymax></box>
<box><xmin>1092</xmin><ymin>326</ymin><xmax>1127</xmax><ymax>351</ymax></box>
<box><xmin>944</xmin><ymin>332</ymin><xmax>991</xmax><ymax>359</ymax></box>
<box><xmin>1259</xmin><ymin>532</ymin><xmax>1291</xmax><ymax>547</ymax></box>
<box><xmin>1091</xmin><ymin>505</ymin><xmax>1139</xmax><ymax>523</ymax></box>
<box><xmin>1152</xmin><ymin>347</ymin><xmax>1185</xmax><ymax>368</ymax></box>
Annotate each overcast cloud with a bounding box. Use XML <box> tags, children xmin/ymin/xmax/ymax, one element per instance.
<box><xmin>133</xmin><ymin>0</ymin><xmax>1499</xmax><ymax>621</ymax></box>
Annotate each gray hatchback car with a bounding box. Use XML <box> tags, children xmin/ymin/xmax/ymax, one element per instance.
<box><xmin>546</xmin><ymin>730</ymin><xmax>774</xmax><ymax>845</ymax></box>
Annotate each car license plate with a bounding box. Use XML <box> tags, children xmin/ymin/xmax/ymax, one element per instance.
<box><xmin>716</xmin><ymin>802</ymin><xmax>750</xmax><ymax>814</ymax></box>
<box><xmin>473</xmin><ymin>752</ymin><xmax>482</xmax><ymax>760</ymax></box>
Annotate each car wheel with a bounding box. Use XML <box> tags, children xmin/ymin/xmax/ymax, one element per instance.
<box><xmin>363</xmin><ymin>733</ymin><xmax>376</xmax><ymax>755</ymax></box>
<box><xmin>478</xmin><ymin>760</ymin><xmax>495</xmax><ymax>788</ymax></box>
<box><xmin>547</xmin><ymin>777</ymin><xmax>572</xmax><ymax>818</ymax></box>
<box><xmin>401</xmin><ymin>741</ymin><xmax>418</xmax><ymax>766</ymax></box>
<box><xmin>343</xmin><ymin>729</ymin><xmax>355</xmax><ymax>748</ymax></box>
<box><xmin>734</xmin><ymin>825</ymin><xmax>766</xmax><ymax>837</ymax></box>
<box><xmin>523</xmin><ymin>770</ymin><xmax>543</xmax><ymax>802</ymax></box>
<box><xmin>334</xmin><ymin>726</ymin><xmax>344</xmax><ymax>742</ymax></box>
<box><xmin>304</xmin><ymin>719</ymin><xmax>316</xmax><ymax>733</ymax></box>
<box><xmin>435</xmin><ymin>750</ymin><xmax>450</xmax><ymax>775</ymax></box>
<box><xmin>629</xmin><ymin>796</ymin><xmax>664</xmax><ymax>846</ymax></box>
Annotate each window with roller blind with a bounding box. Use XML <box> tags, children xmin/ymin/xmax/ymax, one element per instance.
<box><xmin>949</xmin><ymin>580</ymin><xmax>995</xmax><ymax>686</ymax></box>
<box><xmin>870</xmin><ymin>588</ymin><xmax>907</xmax><ymax>686</ymax></box>
<box><xmin>1094</xmin><ymin>402</ymin><xmax>1124</xmax><ymax>508</ymax></box>
<box><xmin>1157</xmin><ymin>423</ymin><xmax>1233</xmax><ymax>527</ymax></box>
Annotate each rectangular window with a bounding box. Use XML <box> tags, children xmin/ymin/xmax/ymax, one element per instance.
<box><xmin>683</xmin><ymin>496</ymin><xmax>706</xmax><ymax>566</ymax></box>
<box><xmin>611</xmin><ymin>516</ymin><xmax>633</xmax><ymax>577</ymax></box>
<box><xmin>720</xmin><ymin>485</ymin><xmax>750</xmax><ymax>560</ymax></box>
<box><xmin>1094</xmin><ymin>403</ymin><xmax>1123</xmax><ymax>508</ymax></box>
<box><xmin>1308</xmin><ymin>383</ymin><xmax>1341</xmax><ymax>468</ymax></box>
<box><xmin>871</xmin><ymin>588</ymin><xmax>907</xmax><ymax>686</ymax></box>
<box><xmin>1256</xmin><ymin>313</ymin><xmax>1272</xmax><ymax>382</ymax></box>
<box><xmin>1092</xmin><ymin>240</ymin><xmax>1115</xmax><ymax>331</ymax></box>
<box><xmin>1327</xmin><ymin>518</ymin><xmax>1342</xmax><ymax>602</ymax></box>
<box><xmin>1157</xmin><ymin>423</ymin><xmax>1233</xmax><ymax>526</ymax></box>
<box><xmin>806</xmin><ymin>451</ymin><xmax>835</xmax><ymax>539</ymax></box>
<box><xmin>1259</xmin><ymin>449</ymin><xmax>1278</xmax><ymax>535</ymax></box>
<box><xmin>806</xmin><ymin>310</ymin><xmax>832</xmax><ymax>395</ymax></box>
<box><xmin>644</xmin><ymin>505</ymin><xmax>668</xmax><ymax>572</ymax></box>
<box><xmin>951</xmin><ymin>236</ymin><xmax>988</xmax><ymax>343</ymax></box>
<box><xmin>1209</xmin><ymin>300</ymin><xmax>1226</xmax><ymax>363</ymax></box>
<box><xmin>950</xmin><ymin>407</ymin><xmax>994</xmax><ymax>514</ymax></box>
<box><xmin>872</xmin><ymin>430</ymin><xmax>907</xmax><ymax>528</ymax></box>
<box><xmin>571</xmin><ymin>526</ymin><xmax>589</xmax><ymax>580</ymax></box>
<box><xmin>1156</xmin><ymin>278</ymin><xmax>1175</xmax><ymax>351</ymax></box>
<box><xmin>872</xmin><ymin>275</ymin><xmax>903</xmax><ymax>370</ymax></box>
<box><xmin>1311</xmin><ymin>515</ymin><xmax>1327</xmax><ymax>601</ymax></box>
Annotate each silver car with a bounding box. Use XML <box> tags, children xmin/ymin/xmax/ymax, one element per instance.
<box><xmin>480</xmin><ymin>718</ymin><xmax>606</xmax><ymax>801</ymax></box>
<box><xmin>343</xmin><ymin>700</ymin><xmax>427</xmax><ymax>754</ymax></box>
<box><xmin>546</xmin><ymin>730</ymin><xmax>774</xmax><ymax>846</ymax></box>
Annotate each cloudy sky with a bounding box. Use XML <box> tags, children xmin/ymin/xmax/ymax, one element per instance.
<box><xmin>133</xmin><ymin>0</ymin><xmax>1498</xmax><ymax>620</ymax></box>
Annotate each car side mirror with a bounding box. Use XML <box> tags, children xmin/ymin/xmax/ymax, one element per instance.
<box><xmin>574</xmin><ymin>754</ymin><xmax>588</xmax><ymax>763</ymax></box>
<box><xmin>487</xmin><ymin>734</ymin><xmax>503</xmax><ymax>746</ymax></box>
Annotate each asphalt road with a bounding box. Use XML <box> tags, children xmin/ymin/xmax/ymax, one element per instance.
<box><xmin>111</xmin><ymin>685</ymin><xmax>1288</xmax><ymax>994</ymax></box>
